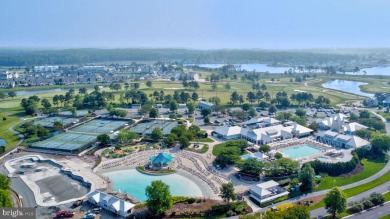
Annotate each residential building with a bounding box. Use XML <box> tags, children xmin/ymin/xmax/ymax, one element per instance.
<box><xmin>0</xmin><ymin>71</ymin><xmax>18</xmax><ymax>80</ymax></box>
<box><xmin>34</xmin><ymin>65</ymin><xmax>59</xmax><ymax>72</ymax></box>
<box><xmin>198</xmin><ymin>101</ymin><xmax>214</xmax><ymax>110</ymax></box>
<box><xmin>249</xmin><ymin>180</ymin><xmax>289</xmax><ymax>204</ymax></box>
<box><xmin>241</xmin><ymin>123</ymin><xmax>313</xmax><ymax>145</ymax></box>
<box><xmin>316</xmin><ymin>130</ymin><xmax>370</xmax><ymax>149</ymax></box>
<box><xmin>213</xmin><ymin>122</ymin><xmax>313</xmax><ymax>145</ymax></box>
<box><xmin>317</xmin><ymin>113</ymin><xmax>367</xmax><ymax>134</ymax></box>
<box><xmin>87</xmin><ymin>190</ymin><xmax>134</xmax><ymax>217</ymax></box>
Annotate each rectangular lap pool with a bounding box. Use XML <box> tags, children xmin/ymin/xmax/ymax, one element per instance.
<box><xmin>280</xmin><ymin>145</ymin><xmax>321</xmax><ymax>159</ymax></box>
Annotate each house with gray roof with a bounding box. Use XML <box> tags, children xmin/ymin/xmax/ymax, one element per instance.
<box><xmin>198</xmin><ymin>101</ymin><xmax>214</xmax><ymax>110</ymax></box>
<box><xmin>316</xmin><ymin>130</ymin><xmax>370</xmax><ymax>149</ymax></box>
<box><xmin>87</xmin><ymin>190</ymin><xmax>135</xmax><ymax>217</ymax></box>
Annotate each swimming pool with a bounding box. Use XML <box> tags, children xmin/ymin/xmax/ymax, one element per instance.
<box><xmin>241</xmin><ymin>154</ymin><xmax>253</xmax><ymax>160</ymax></box>
<box><xmin>103</xmin><ymin>169</ymin><xmax>203</xmax><ymax>201</ymax></box>
<box><xmin>280</xmin><ymin>145</ymin><xmax>321</xmax><ymax>159</ymax></box>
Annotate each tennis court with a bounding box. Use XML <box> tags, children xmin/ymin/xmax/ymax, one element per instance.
<box><xmin>71</xmin><ymin>119</ymin><xmax>127</xmax><ymax>134</ymax></box>
<box><xmin>129</xmin><ymin>120</ymin><xmax>179</xmax><ymax>136</ymax></box>
<box><xmin>33</xmin><ymin>117</ymin><xmax>79</xmax><ymax>128</ymax></box>
<box><xmin>30</xmin><ymin>132</ymin><xmax>97</xmax><ymax>152</ymax></box>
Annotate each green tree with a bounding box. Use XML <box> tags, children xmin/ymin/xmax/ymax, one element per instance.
<box><xmin>225</xmin><ymin>83</ymin><xmax>231</xmax><ymax>90</ymax></box>
<box><xmin>299</xmin><ymin>164</ymin><xmax>316</xmax><ymax>192</ymax></box>
<box><xmin>145</xmin><ymin>180</ymin><xmax>173</xmax><ymax>215</ymax></box>
<box><xmin>53</xmin><ymin>121</ymin><xmax>64</xmax><ymax>131</ymax></box>
<box><xmin>295</xmin><ymin>108</ymin><xmax>306</xmax><ymax>117</ymax></box>
<box><xmin>241</xmin><ymin>103</ymin><xmax>251</xmax><ymax>111</ymax></box>
<box><xmin>151</xmin><ymin>127</ymin><xmax>163</xmax><ymax>141</ymax></box>
<box><xmin>20</xmin><ymin>98</ymin><xmax>38</xmax><ymax>115</ymax></box>
<box><xmin>169</xmin><ymin>100</ymin><xmax>178</xmax><ymax>112</ymax></box>
<box><xmin>274</xmin><ymin>152</ymin><xmax>283</xmax><ymax>159</ymax></box>
<box><xmin>370</xmin><ymin>133</ymin><xmax>390</xmax><ymax>155</ymax></box>
<box><xmin>211</xmin><ymin>82</ymin><xmax>217</xmax><ymax>90</ymax></box>
<box><xmin>0</xmin><ymin>92</ymin><xmax>6</xmax><ymax>100</ymax></box>
<box><xmin>7</xmin><ymin>91</ymin><xmax>16</xmax><ymax>99</ymax></box>
<box><xmin>164</xmin><ymin>135</ymin><xmax>176</xmax><ymax>147</ymax></box>
<box><xmin>41</xmin><ymin>98</ymin><xmax>52</xmax><ymax>110</ymax></box>
<box><xmin>268</xmin><ymin>105</ymin><xmax>277</xmax><ymax>114</ymax></box>
<box><xmin>179</xmin><ymin>136</ymin><xmax>190</xmax><ymax>148</ymax></box>
<box><xmin>324</xmin><ymin>187</ymin><xmax>347</xmax><ymax>218</ymax></box>
<box><xmin>186</xmin><ymin>102</ymin><xmax>195</xmax><ymax>114</ymax></box>
<box><xmin>238</xmin><ymin>158</ymin><xmax>264</xmax><ymax>176</ymax></box>
<box><xmin>201</xmin><ymin>108</ymin><xmax>211</xmax><ymax>117</ymax></box>
<box><xmin>203</xmin><ymin>116</ymin><xmax>210</xmax><ymax>124</ymax></box>
<box><xmin>359</xmin><ymin>110</ymin><xmax>370</xmax><ymax>118</ymax></box>
<box><xmin>149</xmin><ymin>108</ymin><xmax>159</xmax><ymax>118</ymax></box>
<box><xmin>36</xmin><ymin>126</ymin><xmax>49</xmax><ymax>138</ymax></box>
<box><xmin>219</xmin><ymin>183</ymin><xmax>236</xmax><ymax>203</ymax></box>
<box><xmin>259</xmin><ymin>145</ymin><xmax>271</xmax><ymax>153</ymax></box>
<box><xmin>97</xmin><ymin>134</ymin><xmax>110</xmax><ymax>146</ymax></box>
<box><xmin>0</xmin><ymin>174</ymin><xmax>11</xmax><ymax>190</ymax></box>
<box><xmin>0</xmin><ymin>189</ymin><xmax>12</xmax><ymax>207</ymax></box>
<box><xmin>146</xmin><ymin>80</ymin><xmax>152</xmax><ymax>88</ymax></box>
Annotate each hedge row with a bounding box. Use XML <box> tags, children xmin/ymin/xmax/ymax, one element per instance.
<box><xmin>309</xmin><ymin>148</ymin><xmax>370</xmax><ymax>176</ymax></box>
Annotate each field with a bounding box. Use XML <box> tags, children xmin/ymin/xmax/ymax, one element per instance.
<box><xmin>307</xmin><ymin>170</ymin><xmax>390</xmax><ymax>211</ymax></box>
<box><xmin>1</xmin><ymin>73</ymin><xmax>381</xmax><ymax>111</ymax></box>
<box><xmin>315</xmin><ymin>158</ymin><xmax>388</xmax><ymax>191</ymax></box>
<box><xmin>0</xmin><ymin>111</ymin><xmax>21</xmax><ymax>151</ymax></box>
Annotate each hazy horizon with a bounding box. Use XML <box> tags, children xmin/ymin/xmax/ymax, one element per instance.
<box><xmin>1</xmin><ymin>0</ymin><xmax>390</xmax><ymax>49</ymax></box>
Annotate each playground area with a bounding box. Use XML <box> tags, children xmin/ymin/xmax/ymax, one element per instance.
<box><xmin>30</xmin><ymin>133</ymin><xmax>97</xmax><ymax>152</ymax></box>
<box><xmin>71</xmin><ymin>119</ymin><xmax>128</xmax><ymax>134</ymax></box>
<box><xmin>129</xmin><ymin>120</ymin><xmax>178</xmax><ymax>136</ymax></box>
<box><xmin>33</xmin><ymin>116</ymin><xmax>80</xmax><ymax>128</ymax></box>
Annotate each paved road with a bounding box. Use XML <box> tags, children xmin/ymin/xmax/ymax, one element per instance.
<box><xmin>345</xmin><ymin>202</ymin><xmax>390</xmax><ymax>219</ymax></box>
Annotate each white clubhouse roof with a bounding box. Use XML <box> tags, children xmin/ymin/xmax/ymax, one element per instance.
<box><xmin>214</xmin><ymin>125</ymin><xmax>242</xmax><ymax>136</ymax></box>
<box><xmin>243</xmin><ymin>117</ymin><xmax>280</xmax><ymax>125</ymax></box>
<box><xmin>319</xmin><ymin>130</ymin><xmax>370</xmax><ymax>148</ymax></box>
<box><xmin>250</xmin><ymin>180</ymin><xmax>280</xmax><ymax>197</ymax></box>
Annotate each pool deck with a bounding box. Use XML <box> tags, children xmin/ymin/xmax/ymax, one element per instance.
<box><xmin>95</xmin><ymin>148</ymin><xmax>229</xmax><ymax>200</ymax></box>
<box><xmin>5</xmin><ymin>154</ymin><xmax>108</xmax><ymax>206</ymax></box>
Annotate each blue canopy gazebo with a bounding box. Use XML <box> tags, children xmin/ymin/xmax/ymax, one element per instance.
<box><xmin>149</xmin><ymin>153</ymin><xmax>174</xmax><ymax>169</ymax></box>
<box><xmin>0</xmin><ymin>139</ymin><xmax>7</xmax><ymax>153</ymax></box>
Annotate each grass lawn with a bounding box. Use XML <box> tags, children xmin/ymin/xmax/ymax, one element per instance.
<box><xmin>308</xmin><ymin>170</ymin><xmax>390</xmax><ymax>211</ymax></box>
<box><xmin>315</xmin><ymin>158</ymin><xmax>387</xmax><ymax>191</ymax></box>
<box><xmin>384</xmin><ymin>191</ymin><xmax>390</xmax><ymax>202</ymax></box>
<box><xmin>380</xmin><ymin>215</ymin><xmax>390</xmax><ymax>219</ymax></box>
<box><xmin>212</xmin><ymin>142</ymin><xmax>226</xmax><ymax>156</ymax></box>
<box><xmin>195</xmin><ymin>137</ymin><xmax>214</xmax><ymax>143</ymax></box>
<box><xmin>0</xmin><ymin>112</ymin><xmax>22</xmax><ymax>151</ymax></box>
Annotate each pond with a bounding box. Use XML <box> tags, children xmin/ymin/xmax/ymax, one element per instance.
<box><xmin>15</xmin><ymin>88</ymin><xmax>69</xmax><ymax>96</ymax></box>
<box><xmin>187</xmin><ymin>64</ymin><xmax>292</xmax><ymax>73</ymax></box>
<box><xmin>322</xmin><ymin>80</ymin><xmax>374</xmax><ymax>98</ymax></box>
<box><xmin>103</xmin><ymin>169</ymin><xmax>204</xmax><ymax>201</ymax></box>
<box><xmin>344</xmin><ymin>65</ymin><xmax>390</xmax><ymax>76</ymax></box>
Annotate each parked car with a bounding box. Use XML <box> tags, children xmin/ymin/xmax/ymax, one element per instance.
<box><xmin>72</xmin><ymin>199</ymin><xmax>83</xmax><ymax>207</ymax></box>
<box><xmin>56</xmin><ymin>210</ymin><xmax>74</xmax><ymax>218</ymax></box>
<box><xmin>82</xmin><ymin>213</ymin><xmax>96</xmax><ymax>219</ymax></box>
<box><xmin>88</xmin><ymin>208</ymin><xmax>101</xmax><ymax>214</ymax></box>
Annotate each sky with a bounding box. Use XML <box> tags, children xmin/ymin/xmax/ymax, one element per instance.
<box><xmin>1</xmin><ymin>0</ymin><xmax>390</xmax><ymax>49</ymax></box>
